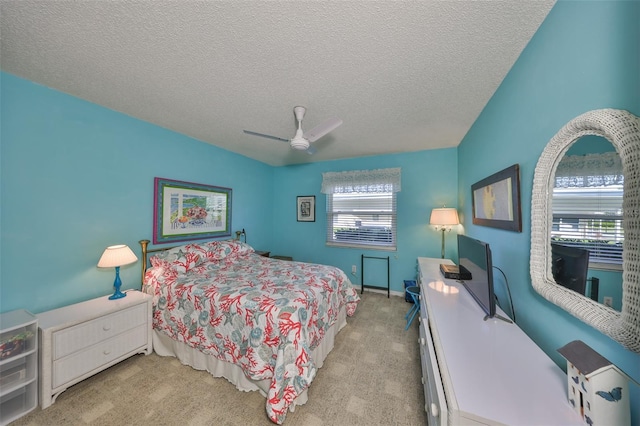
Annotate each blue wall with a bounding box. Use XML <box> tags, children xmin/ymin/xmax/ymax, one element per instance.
<box><xmin>0</xmin><ymin>73</ymin><xmax>274</xmax><ymax>313</ymax></box>
<box><xmin>1</xmin><ymin>73</ymin><xmax>456</xmax><ymax>313</ymax></box>
<box><xmin>271</xmin><ymin>149</ymin><xmax>458</xmax><ymax>292</ymax></box>
<box><xmin>1</xmin><ymin>0</ymin><xmax>638</xmax><ymax>422</ymax></box>
<box><xmin>457</xmin><ymin>1</ymin><xmax>639</xmax><ymax>422</ymax></box>
<box><xmin>565</xmin><ymin>135</ymin><xmax>615</xmax><ymax>155</ymax></box>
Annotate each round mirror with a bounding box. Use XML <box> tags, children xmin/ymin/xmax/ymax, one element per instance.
<box><xmin>530</xmin><ymin>109</ymin><xmax>640</xmax><ymax>353</ymax></box>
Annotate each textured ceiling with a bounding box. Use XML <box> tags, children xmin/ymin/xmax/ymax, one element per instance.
<box><xmin>0</xmin><ymin>1</ymin><xmax>555</xmax><ymax>166</ymax></box>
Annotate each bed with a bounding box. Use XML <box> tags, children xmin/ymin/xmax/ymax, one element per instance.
<box><xmin>139</xmin><ymin>239</ymin><xmax>360</xmax><ymax>424</ymax></box>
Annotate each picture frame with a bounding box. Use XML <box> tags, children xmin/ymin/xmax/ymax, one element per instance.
<box><xmin>153</xmin><ymin>177</ymin><xmax>232</xmax><ymax>244</ymax></box>
<box><xmin>471</xmin><ymin>164</ymin><xmax>522</xmax><ymax>232</ymax></box>
<box><xmin>297</xmin><ymin>195</ymin><xmax>315</xmax><ymax>222</ymax></box>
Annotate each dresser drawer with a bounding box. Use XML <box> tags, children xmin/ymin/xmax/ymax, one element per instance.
<box><xmin>52</xmin><ymin>324</ymin><xmax>147</xmax><ymax>388</ymax></box>
<box><xmin>52</xmin><ymin>303</ymin><xmax>147</xmax><ymax>360</ymax></box>
<box><xmin>420</xmin><ymin>315</ymin><xmax>448</xmax><ymax>426</ymax></box>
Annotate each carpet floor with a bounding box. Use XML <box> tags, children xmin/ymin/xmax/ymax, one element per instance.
<box><xmin>13</xmin><ymin>291</ymin><xmax>428</xmax><ymax>425</ymax></box>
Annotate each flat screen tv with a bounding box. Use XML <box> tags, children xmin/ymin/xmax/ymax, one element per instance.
<box><xmin>457</xmin><ymin>234</ymin><xmax>510</xmax><ymax>322</ymax></box>
<box><xmin>551</xmin><ymin>243</ymin><xmax>590</xmax><ymax>295</ymax></box>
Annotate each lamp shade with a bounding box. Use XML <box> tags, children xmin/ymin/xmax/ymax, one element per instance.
<box><xmin>97</xmin><ymin>244</ymin><xmax>138</xmax><ymax>268</ymax></box>
<box><xmin>430</xmin><ymin>208</ymin><xmax>459</xmax><ymax>226</ymax></box>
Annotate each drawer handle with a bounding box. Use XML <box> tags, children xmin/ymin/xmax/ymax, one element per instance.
<box><xmin>103</xmin><ymin>349</ymin><xmax>111</xmax><ymax>355</ymax></box>
<box><xmin>430</xmin><ymin>403</ymin><xmax>439</xmax><ymax>417</ymax></box>
<box><xmin>420</xmin><ymin>337</ymin><xmax>426</xmax><ymax>346</ymax></box>
<box><xmin>103</xmin><ymin>324</ymin><xmax>112</xmax><ymax>331</ymax></box>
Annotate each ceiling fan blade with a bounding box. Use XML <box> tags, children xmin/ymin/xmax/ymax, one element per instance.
<box><xmin>243</xmin><ymin>130</ymin><xmax>289</xmax><ymax>142</ymax></box>
<box><xmin>304</xmin><ymin>117</ymin><xmax>343</xmax><ymax>143</ymax></box>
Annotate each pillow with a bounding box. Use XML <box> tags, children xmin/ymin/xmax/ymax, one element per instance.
<box><xmin>150</xmin><ymin>243</ymin><xmax>209</xmax><ymax>274</ymax></box>
<box><xmin>205</xmin><ymin>239</ymin><xmax>255</xmax><ymax>260</ymax></box>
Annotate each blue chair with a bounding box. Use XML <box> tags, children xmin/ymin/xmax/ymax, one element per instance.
<box><xmin>405</xmin><ymin>285</ymin><xmax>420</xmax><ymax>330</ymax></box>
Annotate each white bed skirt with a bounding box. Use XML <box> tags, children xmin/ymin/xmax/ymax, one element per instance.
<box><xmin>151</xmin><ymin>305</ymin><xmax>348</xmax><ymax>411</ymax></box>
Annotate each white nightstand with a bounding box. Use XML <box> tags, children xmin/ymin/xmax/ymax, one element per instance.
<box><xmin>36</xmin><ymin>290</ymin><xmax>152</xmax><ymax>408</ymax></box>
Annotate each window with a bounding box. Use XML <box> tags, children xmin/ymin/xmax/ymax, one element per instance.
<box><xmin>321</xmin><ymin>168</ymin><xmax>400</xmax><ymax>250</ymax></box>
<box><xmin>552</xmin><ymin>152</ymin><xmax>623</xmax><ymax>269</ymax></box>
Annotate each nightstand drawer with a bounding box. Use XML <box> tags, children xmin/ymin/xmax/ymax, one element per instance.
<box><xmin>52</xmin><ymin>324</ymin><xmax>147</xmax><ymax>388</ymax></box>
<box><xmin>52</xmin><ymin>303</ymin><xmax>147</xmax><ymax>360</ymax></box>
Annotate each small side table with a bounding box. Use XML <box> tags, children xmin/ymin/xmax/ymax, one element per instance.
<box><xmin>271</xmin><ymin>255</ymin><xmax>293</xmax><ymax>261</ymax></box>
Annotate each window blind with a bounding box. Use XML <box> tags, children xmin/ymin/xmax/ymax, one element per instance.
<box><xmin>326</xmin><ymin>192</ymin><xmax>397</xmax><ymax>248</ymax></box>
<box><xmin>322</xmin><ymin>168</ymin><xmax>400</xmax><ymax>250</ymax></box>
<box><xmin>551</xmin><ymin>186</ymin><xmax>623</xmax><ymax>265</ymax></box>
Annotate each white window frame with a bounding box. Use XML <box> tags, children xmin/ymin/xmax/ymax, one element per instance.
<box><xmin>321</xmin><ymin>168</ymin><xmax>400</xmax><ymax>250</ymax></box>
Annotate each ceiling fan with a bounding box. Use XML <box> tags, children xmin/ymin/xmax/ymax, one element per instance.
<box><xmin>244</xmin><ymin>106</ymin><xmax>342</xmax><ymax>154</ymax></box>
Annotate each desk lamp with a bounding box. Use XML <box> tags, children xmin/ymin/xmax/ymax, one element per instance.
<box><xmin>97</xmin><ymin>244</ymin><xmax>138</xmax><ymax>300</ymax></box>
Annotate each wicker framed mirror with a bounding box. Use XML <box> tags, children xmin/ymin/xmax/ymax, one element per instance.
<box><xmin>530</xmin><ymin>109</ymin><xmax>640</xmax><ymax>353</ymax></box>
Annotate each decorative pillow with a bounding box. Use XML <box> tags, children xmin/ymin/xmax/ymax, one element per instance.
<box><xmin>205</xmin><ymin>239</ymin><xmax>255</xmax><ymax>260</ymax></box>
<box><xmin>149</xmin><ymin>243</ymin><xmax>209</xmax><ymax>274</ymax></box>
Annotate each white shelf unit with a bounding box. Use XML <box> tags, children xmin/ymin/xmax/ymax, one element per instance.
<box><xmin>37</xmin><ymin>290</ymin><xmax>152</xmax><ymax>409</ymax></box>
<box><xmin>0</xmin><ymin>309</ymin><xmax>38</xmax><ymax>426</ymax></box>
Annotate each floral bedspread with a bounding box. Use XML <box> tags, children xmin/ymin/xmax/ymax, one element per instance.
<box><xmin>143</xmin><ymin>241</ymin><xmax>359</xmax><ymax>424</ymax></box>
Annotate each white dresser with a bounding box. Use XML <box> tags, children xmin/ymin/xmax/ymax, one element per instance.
<box><xmin>417</xmin><ymin>257</ymin><xmax>583</xmax><ymax>426</ymax></box>
<box><xmin>37</xmin><ymin>290</ymin><xmax>152</xmax><ymax>408</ymax></box>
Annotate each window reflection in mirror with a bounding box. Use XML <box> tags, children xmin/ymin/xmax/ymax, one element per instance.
<box><xmin>552</xmin><ymin>136</ymin><xmax>623</xmax><ymax>311</ymax></box>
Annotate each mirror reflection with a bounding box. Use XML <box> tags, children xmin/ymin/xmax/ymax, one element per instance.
<box><xmin>551</xmin><ymin>136</ymin><xmax>623</xmax><ymax>311</ymax></box>
<box><xmin>530</xmin><ymin>108</ymin><xmax>639</xmax><ymax>352</ymax></box>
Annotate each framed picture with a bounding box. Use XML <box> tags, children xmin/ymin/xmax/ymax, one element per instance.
<box><xmin>297</xmin><ymin>195</ymin><xmax>315</xmax><ymax>222</ymax></box>
<box><xmin>471</xmin><ymin>164</ymin><xmax>522</xmax><ymax>232</ymax></box>
<box><xmin>153</xmin><ymin>177</ymin><xmax>232</xmax><ymax>244</ymax></box>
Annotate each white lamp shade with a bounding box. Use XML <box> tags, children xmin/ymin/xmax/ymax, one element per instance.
<box><xmin>97</xmin><ymin>244</ymin><xmax>138</xmax><ymax>268</ymax></box>
<box><xmin>430</xmin><ymin>208</ymin><xmax>459</xmax><ymax>226</ymax></box>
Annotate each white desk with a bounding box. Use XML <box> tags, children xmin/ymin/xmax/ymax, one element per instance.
<box><xmin>418</xmin><ymin>257</ymin><xmax>583</xmax><ymax>426</ymax></box>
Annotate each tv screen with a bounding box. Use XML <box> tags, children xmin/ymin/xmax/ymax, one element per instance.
<box><xmin>457</xmin><ymin>234</ymin><xmax>496</xmax><ymax>319</ymax></box>
<box><xmin>551</xmin><ymin>243</ymin><xmax>590</xmax><ymax>295</ymax></box>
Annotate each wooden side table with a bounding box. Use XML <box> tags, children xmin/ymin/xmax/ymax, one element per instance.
<box><xmin>271</xmin><ymin>255</ymin><xmax>293</xmax><ymax>261</ymax></box>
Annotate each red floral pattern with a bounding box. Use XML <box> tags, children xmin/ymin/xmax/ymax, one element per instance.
<box><xmin>143</xmin><ymin>251</ymin><xmax>359</xmax><ymax>424</ymax></box>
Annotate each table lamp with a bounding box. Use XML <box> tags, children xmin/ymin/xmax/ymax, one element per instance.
<box><xmin>430</xmin><ymin>208</ymin><xmax>459</xmax><ymax>259</ymax></box>
<box><xmin>97</xmin><ymin>244</ymin><xmax>138</xmax><ymax>300</ymax></box>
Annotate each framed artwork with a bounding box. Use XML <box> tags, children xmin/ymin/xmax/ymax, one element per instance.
<box><xmin>153</xmin><ymin>177</ymin><xmax>232</xmax><ymax>244</ymax></box>
<box><xmin>297</xmin><ymin>195</ymin><xmax>315</xmax><ymax>222</ymax></box>
<box><xmin>471</xmin><ymin>164</ymin><xmax>522</xmax><ymax>232</ymax></box>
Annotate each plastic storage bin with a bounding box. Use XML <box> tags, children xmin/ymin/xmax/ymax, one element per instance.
<box><xmin>0</xmin><ymin>357</ymin><xmax>27</xmax><ymax>388</ymax></box>
<box><xmin>0</xmin><ymin>309</ymin><xmax>38</xmax><ymax>426</ymax></box>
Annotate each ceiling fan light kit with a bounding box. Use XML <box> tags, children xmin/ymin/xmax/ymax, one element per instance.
<box><xmin>244</xmin><ymin>106</ymin><xmax>342</xmax><ymax>155</ymax></box>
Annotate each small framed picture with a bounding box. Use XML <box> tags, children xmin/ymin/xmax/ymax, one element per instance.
<box><xmin>471</xmin><ymin>164</ymin><xmax>522</xmax><ymax>232</ymax></box>
<box><xmin>297</xmin><ymin>196</ymin><xmax>315</xmax><ymax>222</ymax></box>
